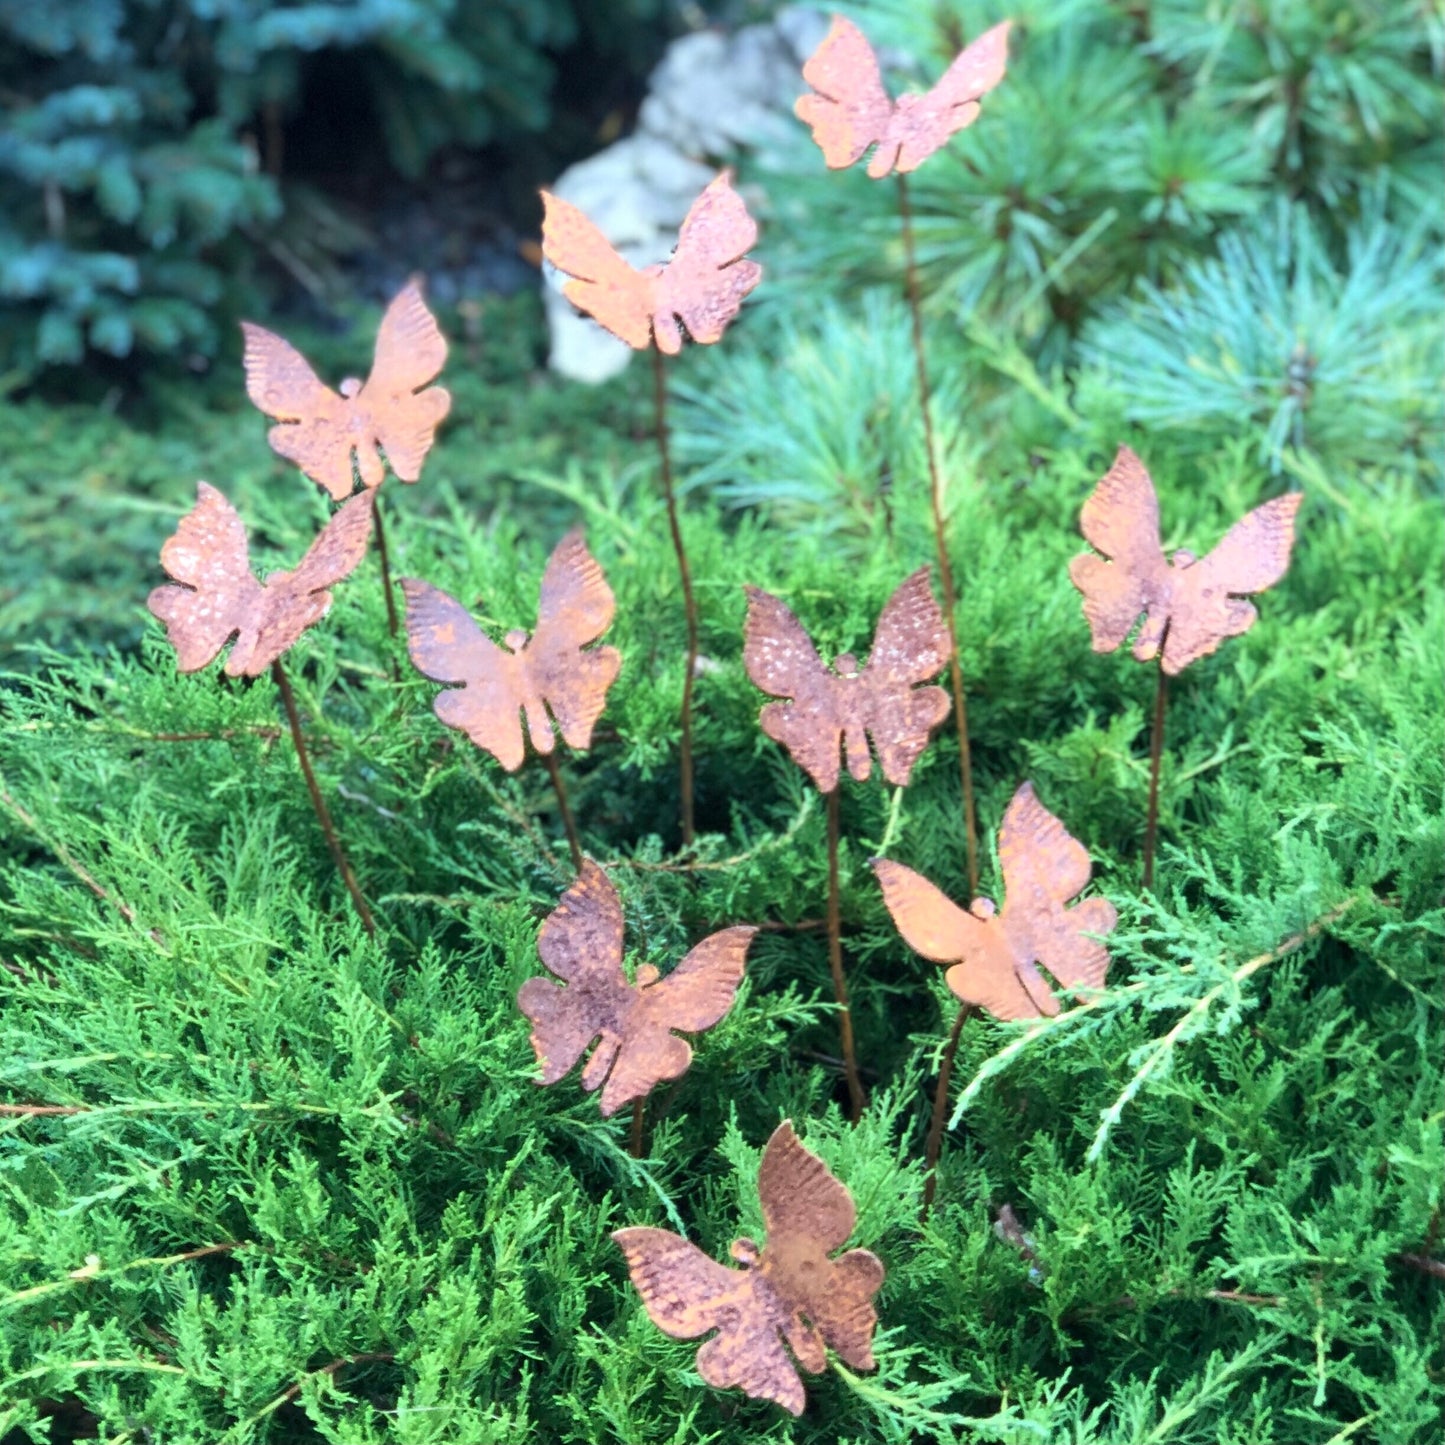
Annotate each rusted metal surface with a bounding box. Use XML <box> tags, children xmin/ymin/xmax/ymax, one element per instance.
<box><xmin>517</xmin><ymin>860</ymin><xmax>754</xmax><ymax>1116</ymax></box>
<box><xmin>1068</xmin><ymin>446</ymin><xmax>1303</xmax><ymax>675</ymax></box>
<box><xmin>148</xmin><ymin>482</ymin><xmax>373</xmax><ymax>677</ymax></box>
<box><xmin>795</xmin><ymin>15</ymin><xmax>1010</xmax><ymax>179</ymax></box>
<box><xmin>401</xmin><ymin>529</ymin><xmax>621</xmax><ymax>773</ymax></box>
<box><xmin>540</xmin><ymin>171</ymin><xmax>762</xmax><ymax>354</ymax></box>
<box><xmin>743</xmin><ymin>567</ymin><xmax>950</xmax><ymax>794</ymax></box>
<box><xmin>873</xmin><ymin>782</ymin><xmax>1117</xmax><ymax>1020</ymax></box>
<box><xmin>613</xmin><ymin>1119</ymin><xmax>884</xmax><ymax>1416</ymax></box>
<box><xmin>242</xmin><ymin>279</ymin><xmax>451</xmax><ymax>500</ymax></box>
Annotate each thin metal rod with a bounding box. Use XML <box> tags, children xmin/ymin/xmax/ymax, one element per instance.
<box><xmin>371</xmin><ymin>491</ymin><xmax>399</xmax><ymax>639</ymax></box>
<box><xmin>541</xmin><ymin>749</ymin><xmax>584</xmax><ymax>872</ymax></box>
<box><xmin>1143</xmin><ymin>664</ymin><xmax>1168</xmax><ymax>891</ymax></box>
<box><xmin>272</xmin><ymin>660</ymin><xmax>375</xmax><ymax>936</ymax></box>
<box><xmin>651</xmin><ymin>345</ymin><xmax>697</xmax><ymax>848</ymax></box>
<box><xmin>921</xmin><ymin>1003</ymin><xmax>974</xmax><ymax>1217</ymax></box>
<box><xmin>898</xmin><ymin>172</ymin><xmax>979</xmax><ymax>897</ymax></box>
<box><xmin>629</xmin><ymin>1099</ymin><xmax>645</xmax><ymax>1158</ymax></box>
<box><xmin>826</xmin><ymin>788</ymin><xmax>866</xmax><ymax>1124</ymax></box>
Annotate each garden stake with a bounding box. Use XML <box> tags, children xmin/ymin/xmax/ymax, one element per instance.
<box><xmin>613</xmin><ymin>1120</ymin><xmax>884</xmax><ymax>1416</ymax></box>
<box><xmin>370</xmin><ymin>492</ymin><xmax>400</xmax><ymax>639</ymax></box>
<box><xmin>516</xmin><ymin>860</ymin><xmax>756</xmax><ymax>1117</ymax></box>
<box><xmin>272</xmin><ymin>659</ymin><xmax>375</xmax><ymax>937</ymax></box>
<box><xmin>898</xmin><ymin>169</ymin><xmax>979</xmax><ymax>897</ymax></box>
<box><xmin>401</xmin><ymin>530</ymin><xmax>621</xmax><ymax>862</ymax></box>
<box><xmin>540</xmin><ymin>171</ymin><xmax>763</xmax><ymax>847</ymax></box>
<box><xmin>921</xmin><ymin>1003</ymin><xmax>973</xmax><ymax>1215</ymax></box>
<box><xmin>629</xmin><ymin>1099</ymin><xmax>646</xmax><ymax>1159</ymax></box>
<box><xmin>1068</xmin><ymin>446</ymin><xmax>1303</xmax><ymax>882</ymax></box>
<box><xmin>652</xmin><ymin>344</ymin><xmax>698</xmax><ymax>846</ymax></box>
<box><xmin>1143</xmin><ymin>664</ymin><xmax>1168</xmax><ymax>891</ymax></box>
<box><xmin>826</xmin><ymin>788</ymin><xmax>865</xmax><ymax>1123</ymax></box>
<box><xmin>742</xmin><ymin>569</ymin><xmax>952</xmax><ymax>1123</ymax></box>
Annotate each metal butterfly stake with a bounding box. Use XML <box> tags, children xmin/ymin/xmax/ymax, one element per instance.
<box><xmin>614</xmin><ymin>1120</ymin><xmax>884</xmax><ymax>1414</ymax></box>
<box><xmin>518</xmin><ymin>859</ymin><xmax>755</xmax><ymax>1156</ymax></box>
<box><xmin>874</xmin><ymin>782</ymin><xmax>1117</xmax><ymax>1209</ymax></box>
<box><xmin>401</xmin><ymin>529</ymin><xmax>621</xmax><ymax>871</ymax></box>
<box><xmin>147</xmin><ymin>482</ymin><xmax>377</xmax><ymax>934</ymax></box>
<box><xmin>1068</xmin><ymin>446</ymin><xmax>1303</xmax><ymax>888</ymax></box>
<box><xmin>540</xmin><ymin>170</ymin><xmax>763</xmax><ymax>848</ymax></box>
<box><xmin>241</xmin><ymin>278</ymin><xmax>452</xmax><ymax>638</ymax></box>
<box><xmin>796</xmin><ymin>14</ymin><xmax>1012</xmax><ymax>898</ymax></box>
<box><xmin>743</xmin><ymin>568</ymin><xmax>950</xmax><ymax>1122</ymax></box>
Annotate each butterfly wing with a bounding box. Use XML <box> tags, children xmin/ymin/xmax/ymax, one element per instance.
<box><xmin>518</xmin><ymin>860</ymin><xmax>632</xmax><ymax>1089</ymax></box>
<box><xmin>146</xmin><ymin>482</ymin><xmax>262</xmax><ymax>673</ymax></box>
<box><xmin>613</xmin><ymin>1227</ymin><xmax>805</xmax><ymax>1415</ymax></box>
<box><xmin>794</xmin><ymin>15</ymin><xmax>894</xmax><ymax>174</ymax></box>
<box><xmin>540</xmin><ymin>190</ymin><xmax>655</xmax><ymax>349</ymax></box>
<box><xmin>1068</xmin><ymin>446</ymin><xmax>1172</xmax><ymax>657</ymax></box>
<box><xmin>743</xmin><ymin>585</ymin><xmax>844</xmax><ymax>794</ymax></box>
<box><xmin>652</xmin><ymin>170</ymin><xmax>762</xmax><ymax>355</ymax></box>
<box><xmin>241</xmin><ymin>323</ymin><xmax>355</xmax><ymax>501</ymax></box>
<box><xmin>360</xmin><ymin>279</ymin><xmax>452</xmax><ymax>484</ymax></box>
<box><xmin>233</xmin><ymin>489</ymin><xmax>375</xmax><ymax>676</ymax></box>
<box><xmin>527</xmin><ymin>530</ymin><xmax>622</xmax><ymax>752</ymax></box>
<box><xmin>400</xmin><ymin>579</ymin><xmax>526</xmax><ymax>770</ymax></box>
<box><xmin>1161</xmin><ymin>492</ymin><xmax>1303</xmax><ymax>675</ymax></box>
<box><xmin>872</xmin><ymin>859</ymin><xmax>1038</xmax><ymax>1019</ymax></box>
<box><xmin>998</xmin><ymin>782</ymin><xmax>1115</xmax><ymax>1002</ymax></box>
<box><xmin>600</xmin><ymin>926</ymin><xmax>756</xmax><ymax>1117</ymax></box>
<box><xmin>860</xmin><ymin>568</ymin><xmax>950</xmax><ymax>786</ymax></box>
<box><xmin>891</xmin><ymin>20</ymin><xmax>1011</xmax><ymax>174</ymax></box>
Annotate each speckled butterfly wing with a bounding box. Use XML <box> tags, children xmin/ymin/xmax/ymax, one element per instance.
<box><xmin>652</xmin><ymin>171</ymin><xmax>763</xmax><ymax>354</ymax></box>
<box><xmin>538</xmin><ymin>191</ymin><xmax>656</xmax><ymax>350</ymax></box>
<box><xmin>1068</xmin><ymin>446</ymin><xmax>1172</xmax><ymax>656</ymax></box>
<box><xmin>997</xmin><ymin>782</ymin><xmax>1116</xmax><ymax>1003</ymax></box>
<box><xmin>527</xmin><ymin>530</ymin><xmax>623</xmax><ymax>752</ymax></box>
<box><xmin>359</xmin><ymin>280</ymin><xmax>452</xmax><ymax>484</ymax></box>
<box><xmin>871</xmin><ymin>858</ymin><xmax>1040</xmax><ymax>1020</ymax></box>
<box><xmin>793</xmin><ymin>15</ymin><xmax>893</xmax><ymax>173</ymax></box>
<box><xmin>400</xmin><ymin>579</ymin><xmax>527</xmax><ymax>771</ymax></box>
<box><xmin>599</xmin><ymin>924</ymin><xmax>755</xmax><ymax>1116</ymax></box>
<box><xmin>894</xmin><ymin>20</ymin><xmax>1011</xmax><ymax>174</ymax></box>
<box><xmin>858</xmin><ymin>567</ymin><xmax>950</xmax><ymax>786</ymax></box>
<box><xmin>1160</xmin><ymin>492</ymin><xmax>1302</xmax><ymax>675</ymax></box>
<box><xmin>742</xmin><ymin>585</ymin><xmax>845</xmax><ymax>794</ymax></box>
<box><xmin>147</xmin><ymin>482</ymin><xmax>264</xmax><ymax>673</ymax></box>
<box><xmin>516</xmin><ymin>861</ymin><xmax>632</xmax><ymax>1091</ymax></box>
<box><xmin>611</xmin><ymin>1228</ymin><xmax>799</xmax><ymax>1411</ymax></box>
<box><xmin>233</xmin><ymin>489</ymin><xmax>374</xmax><ymax>675</ymax></box>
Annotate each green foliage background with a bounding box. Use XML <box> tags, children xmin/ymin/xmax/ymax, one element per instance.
<box><xmin>1</xmin><ymin>1</ymin><xmax>1442</xmax><ymax>1441</ymax></box>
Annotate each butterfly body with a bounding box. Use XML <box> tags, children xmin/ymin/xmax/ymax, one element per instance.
<box><xmin>517</xmin><ymin>861</ymin><xmax>753</xmax><ymax>1117</ymax></box>
<box><xmin>147</xmin><ymin>482</ymin><xmax>373</xmax><ymax>677</ymax></box>
<box><xmin>242</xmin><ymin>279</ymin><xmax>451</xmax><ymax>500</ymax></box>
<box><xmin>540</xmin><ymin>171</ymin><xmax>762</xmax><ymax>354</ymax></box>
<box><xmin>402</xmin><ymin>531</ymin><xmax>621</xmax><ymax>773</ymax></box>
<box><xmin>743</xmin><ymin>569</ymin><xmax>950</xmax><ymax>794</ymax></box>
<box><xmin>874</xmin><ymin>782</ymin><xmax>1117</xmax><ymax>1020</ymax></box>
<box><xmin>795</xmin><ymin>16</ymin><xmax>1011</xmax><ymax>179</ymax></box>
<box><xmin>1068</xmin><ymin>446</ymin><xmax>1302</xmax><ymax>675</ymax></box>
<box><xmin>613</xmin><ymin>1121</ymin><xmax>883</xmax><ymax>1415</ymax></box>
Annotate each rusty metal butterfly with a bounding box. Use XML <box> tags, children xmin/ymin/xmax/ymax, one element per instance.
<box><xmin>540</xmin><ymin>170</ymin><xmax>762</xmax><ymax>353</ymax></box>
<box><xmin>147</xmin><ymin>482</ymin><xmax>373</xmax><ymax>677</ymax></box>
<box><xmin>242</xmin><ymin>279</ymin><xmax>452</xmax><ymax>500</ymax></box>
<box><xmin>1068</xmin><ymin>446</ymin><xmax>1303</xmax><ymax>676</ymax></box>
<box><xmin>873</xmin><ymin>782</ymin><xmax>1116</xmax><ymax>1020</ymax></box>
<box><xmin>795</xmin><ymin>15</ymin><xmax>1011</xmax><ymax>179</ymax></box>
<box><xmin>401</xmin><ymin>530</ymin><xmax>621</xmax><ymax>773</ymax></box>
<box><xmin>743</xmin><ymin>568</ymin><xmax>950</xmax><ymax>794</ymax></box>
<box><xmin>517</xmin><ymin>860</ymin><xmax>754</xmax><ymax>1116</ymax></box>
<box><xmin>614</xmin><ymin>1119</ymin><xmax>884</xmax><ymax>1415</ymax></box>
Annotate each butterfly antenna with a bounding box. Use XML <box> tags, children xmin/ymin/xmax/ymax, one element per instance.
<box><xmin>1143</xmin><ymin>660</ymin><xmax>1169</xmax><ymax>891</ymax></box>
<box><xmin>651</xmin><ymin>346</ymin><xmax>698</xmax><ymax>849</ymax></box>
<box><xmin>897</xmin><ymin>172</ymin><xmax>979</xmax><ymax>896</ymax></box>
